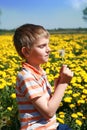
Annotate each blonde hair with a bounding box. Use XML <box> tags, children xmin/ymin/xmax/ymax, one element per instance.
<box><xmin>13</xmin><ymin>24</ymin><xmax>50</xmax><ymax>58</ymax></box>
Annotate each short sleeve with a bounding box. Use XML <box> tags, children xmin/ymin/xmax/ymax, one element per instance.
<box><xmin>17</xmin><ymin>71</ymin><xmax>44</xmax><ymax>100</ymax></box>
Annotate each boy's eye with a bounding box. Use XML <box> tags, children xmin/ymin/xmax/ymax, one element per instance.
<box><xmin>39</xmin><ymin>44</ymin><xmax>46</xmax><ymax>48</ymax></box>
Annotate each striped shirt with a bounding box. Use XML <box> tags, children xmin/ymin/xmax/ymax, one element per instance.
<box><xmin>16</xmin><ymin>62</ymin><xmax>59</xmax><ymax>130</ymax></box>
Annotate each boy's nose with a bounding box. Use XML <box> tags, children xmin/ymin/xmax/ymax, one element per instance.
<box><xmin>46</xmin><ymin>46</ymin><xmax>51</xmax><ymax>53</ymax></box>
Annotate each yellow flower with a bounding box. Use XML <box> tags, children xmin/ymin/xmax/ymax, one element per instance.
<box><xmin>0</xmin><ymin>84</ymin><xmax>5</xmax><ymax>89</ymax></box>
<box><xmin>59</xmin><ymin>114</ymin><xmax>65</xmax><ymax>118</ymax></box>
<box><xmin>69</xmin><ymin>104</ymin><xmax>75</xmax><ymax>109</ymax></box>
<box><xmin>59</xmin><ymin>112</ymin><xmax>65</xmax><ymax>115</ymax></box>
<box><xmin>72</xmin><ymin>93</ymin><xmax>80</xmax><ymax>97</ymax></box>
<box><xmin>76</xmin><ymin>119</ymin><xmax>82</xmax><ymax>126</ymax></box>
<box><xmin>65</xmin><ymin>90</ymin><xmax>72</xmax><ymax>94</ymax></box>
<box><xmin>71</xmin><ymin>77</ymin><xmax>76</xmax><ymax>83</ymax></box>
<box><xmin>1</xmin><ymin>33</ymin><xmax>87</xmax><ymax>130</ymax></box>
<box><xmin>77</xmin><ymin>99</ymin><xmax>85</xmax><ymax>104</ymax></box>
<box><xmin>56</xmin><ymin>117</ymin><xmax>64</xmax><ymax>124</ymax></box>
<box><xmin>71</xmin><ymin>113</ymin><xmax>78</xmax><ymax>118</ymax></box>
<box><xmin>0</xmin><ymin>79</ymin><xmax>6</xmax><ymax>89</ymax></box>
<box><xmin>59</xmin><ymin>111</ymin><xmax>65</xmax><ymax>118</ymax></box>
<box><xmin>82</xmin><ymin>95</ymin><xmax>86</xmax><ymax>99</ymax></box>
<box><xmin>84</xmin><ymin>78</ymin><xmax>87</xmax><ymax>83</ymax></box>
<box><xmin>64</xmin><ymin>97</ymin><xmax>72</xmax><ymax>103</ymax></box>
<box><xmin>46</xmin><ymin>68</ymin><xmax>50</xmax><ymax>74</ymax></box>
<box><xmin>7</xmin><ymin>107</ymin><xmax>12</xmax><ymax>111</ymax></box>
<box><xmin>10</xmin><ymin>93</ymin><xmax>16</xmax><ymax>99</ymax></box>
<box><xmin>83</xmin><ymin>89</ymin><xmax>87</xmax><ymax>94</ymax></box>
<box><xmin>82</xmin><ymin>116</ymin><xmax>86</xmax><ymax>119</ymax></box>
<box><xmin>79</xmin><ymin>85</ymin><xmax>84</xmax><ymax>89</ymax></box>
<box><xmin>77</xmin><ymin>112</ymin><xmax>83</xmax><ymax>117</ymax></box>
<box><xmin>76</xmin><ymin>77</ymin><xmax>82</xmax><ymax>83</ymax></box>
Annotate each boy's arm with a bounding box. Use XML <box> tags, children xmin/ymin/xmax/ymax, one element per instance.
<box><xmin>31</xmin><ymin>65</ymin><xmax>73</xmax><ymax>119</ymax></box>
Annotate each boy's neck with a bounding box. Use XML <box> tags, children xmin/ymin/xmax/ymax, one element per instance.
<box><xmin>26</xmin><ymin>60</ymin><xmax>40</xmax><ymax>71</ymax></box>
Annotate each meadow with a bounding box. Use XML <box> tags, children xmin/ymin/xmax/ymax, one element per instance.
<box><xmin>0</xmin><ymin>33</ymin><xmax>87</xmax><ymax>130</ymax></box>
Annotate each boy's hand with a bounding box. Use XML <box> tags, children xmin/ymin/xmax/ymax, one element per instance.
<box><xmin>58</xmin><ymin>65</ymin><xmax>73</xmax><ymax>84</ymax></box>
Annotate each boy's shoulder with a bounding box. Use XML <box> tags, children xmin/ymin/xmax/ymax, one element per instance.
<box><xmin>17</xmin><ymin>68</ymin><xmax>33</xmax><ymax>79</ymax></box>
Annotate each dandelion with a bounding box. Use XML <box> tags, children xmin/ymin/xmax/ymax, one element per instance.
<box><xmin>76</xmin><ymin>119</ymin><xmax>82</xmax><ymax>126</ymax></box>
<box><xmin>59</xmin><ymin>112</ymin><xmax>65</xmax><ymax>115</ymax></box>
<box><xmin>71</xmin><ymin>77</ymin><xmax>76</xmax><ymax>83</ymax></box>
<box><xmin>76</xmin><ymin>77</ymin><xmax>82</xmax><ymax>83</ymax></box>
<box><xmin>77</xmin><ymin>112</ymin><xmax>83</xmax><ymax>117</ymax></box>
<box><xmin>65</xmin><ymin>90</ymin><xmax>72</xmax><ymax>94</ymax></box>
<box><xmin>59</xmin><ymin>111</ymin><xmax>65</xmax><ymax>118</ymax></box>
<box><xmin>79</xmin><ymin>85</ymin><xmax>84</xmax><ymax>89</ymax></box>
<box><xmin>83</xmin><ymin>89</ymin><xmax>87</xmax><ymax>94</ymax></box>
<box><xmin>71</xmin><ymin>113</ymin><xmax>78</xmax><ymax>118</ymax></box>
<box><xmin>69</xmin><ymin>104</ymin><xmax>75</xmax><ymax>109</ymax></box>
<box><xmin>0</xmin><ymin>84</ymin><xmax>5</xmax><ymax>89</ymax></box>
<box><xmin>0</xmin><ymin>79</ymin><xmax>6</xmax><ymax>89</ymax></box>
<box><xmin>7</xmin><ymin>107</ymin><xmax>12</xmax><ymax>111</ymax></box>
<box><xmin>77</xmin><ymin>99</ymin><xmax>85</xmax><ymax>104</ymax></box>
<box><xmin>56</xmin><ymin>117</ymin><xmax>64</xmax><ymax>124</ymax></box>
<box><xmin>72</xmin><ymin>93</ymin><xmax>80</xmax><ymax>98</ymax></box>
<box><xmin>58</xmin><ymin>49</ymin><xmax>65</xmax><ymax>58</ymax></box>
<box><xmin>84</xmin><ymin>77</ymin><xmax>87</xmax><ymax>83</ymax></box>
<box><xmin>46</xmin><ymin>68</ymin><xmax>50</xmax><ymax>74</ymax></box>
<box><xmin>10</xmin><ymin>93</ymin><xmax>16</xmax><ymax>99</ymax></box>
<box><xmin>58</xmin><ymin>49</ymin><xmax>65</xmax><ymax>64</ymax></box>
<box><xmin>64</xmin><ymin>97</ymin><xmax>72</xmax><ymax>103</ymax></box>
<box><xmin>82</xmin><ymin>116</ymin><xmax>86</xmax><ymax>119</ymax></box>
<box><xmin>81</xmin><ymin>95</ymin><xmax>86</xmax><ymax>99</ymax></box>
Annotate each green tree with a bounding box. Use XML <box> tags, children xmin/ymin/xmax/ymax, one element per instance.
<box><xmin>83</xmin><ymin>7</ymin><xmax>87</xmax><ymax>21</ymax></box>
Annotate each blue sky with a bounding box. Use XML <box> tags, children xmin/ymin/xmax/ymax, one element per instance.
<box><xmin>0</xmin><ymin>0</ymin><xmax>87</xmax><ymax>29</ymax></box>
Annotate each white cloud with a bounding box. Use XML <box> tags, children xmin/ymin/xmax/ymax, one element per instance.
<box><xmin>69</xmin><ymin>0</ymin><xmax>87</xmax><ymax>9</ymax></box>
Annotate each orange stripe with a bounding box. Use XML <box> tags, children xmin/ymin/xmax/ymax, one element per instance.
<box><xmin>16</xmin><ymin>86</ymin><xmax>21</xmax><ymax>92</ymax></box>
<box><xmin>28</xmin><ymin>84</ymin><xmax>43</xmax><ymax>90</ymax></box>
<box><xmin>29</xmin><ymin>91</ymin><xmax>43</xmax><ymax>99</ymax></box>
<box><xmin>16</xmin><ymin>93</ymin><xmax>24</xmax><ymax>97</ymax></box>
<box><xmin>18</xmin><ymin>101</ymin><xmax>30</xmax><ymax>104</ymax></box>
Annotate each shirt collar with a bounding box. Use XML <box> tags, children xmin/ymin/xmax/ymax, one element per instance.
<box><xmin>22</xmin><ymin>62</ymin><xmax>46</xmax><ymax>80</ymax></box>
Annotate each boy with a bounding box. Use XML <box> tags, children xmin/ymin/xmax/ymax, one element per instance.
<box><xmin>13</xmin><ymin>24</ymin><xmax>73</xmax><ymax>130</ymax></box>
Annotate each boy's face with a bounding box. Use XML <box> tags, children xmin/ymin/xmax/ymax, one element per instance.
<box><xmin>26</xmin><ymin>37</ymin><xmax>50</xmax><ymax>67</ymax></box>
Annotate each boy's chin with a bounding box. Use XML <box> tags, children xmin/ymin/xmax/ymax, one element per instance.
<box><xmin>41</xmin><ymin>60</ymin><xmax>48</xmax><ymax>64</ymax></box>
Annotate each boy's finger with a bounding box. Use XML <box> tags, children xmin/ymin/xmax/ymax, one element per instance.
<box><xmin>60</xmin><ymin>64</ymin><xmax>67</xmax><ymax>74</ymax></box>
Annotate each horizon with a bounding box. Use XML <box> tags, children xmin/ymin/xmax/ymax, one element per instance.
<box><xmin>1</xmin><ymin>27</ymin><xmax>87</xmax><ymax>31</ymax></box>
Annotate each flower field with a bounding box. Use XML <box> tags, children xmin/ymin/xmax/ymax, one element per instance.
<box><xmin>0</xmin><ymin>33</ymin><xmax>87</xmax><ymax>130</ymax></box>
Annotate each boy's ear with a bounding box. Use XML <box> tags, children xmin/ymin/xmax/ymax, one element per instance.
<box><xmin>21</xmin><ymin>47</ymin><xmax>30</xmax><ymax>58</ymax></box>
